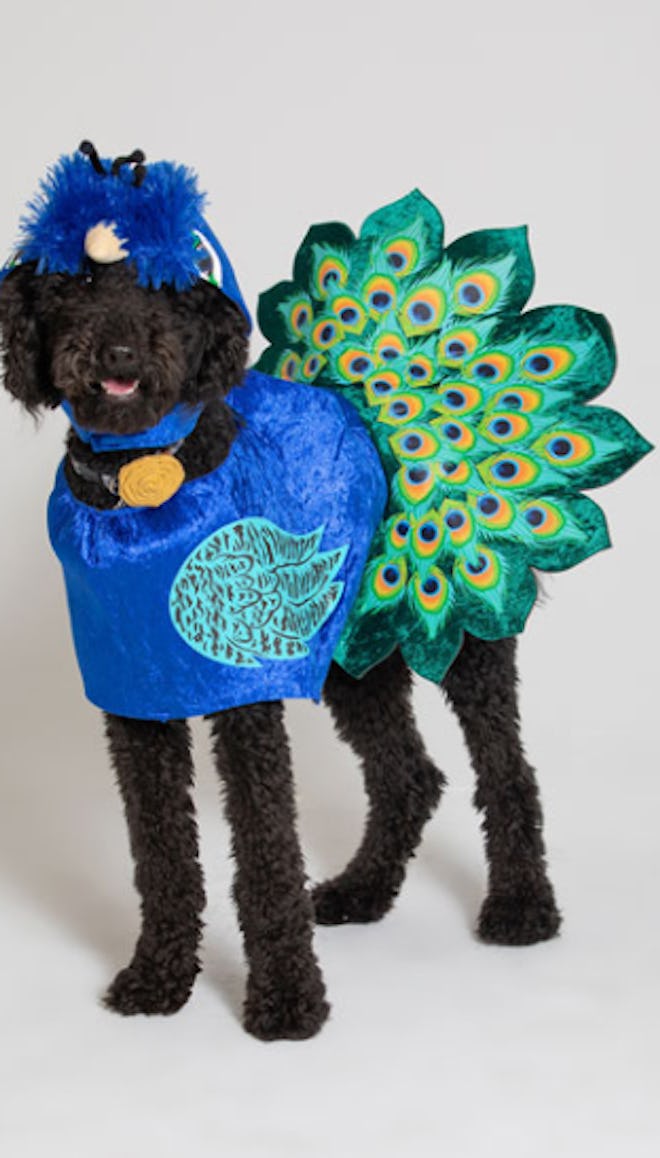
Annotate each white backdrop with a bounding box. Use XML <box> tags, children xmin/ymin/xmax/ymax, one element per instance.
<box><xmin>0</xmin><ymin>2</ymin><xmax>657</xmax><ymax>1156</ymax></box>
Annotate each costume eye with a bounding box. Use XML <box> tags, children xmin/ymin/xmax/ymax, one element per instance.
<box><xmin>479</xmin><ymin>452</ymin><xmax>540</xmax><ymax>489</ymax></box>
<box><xmin>388</xmin><ymin>517</ymin><xmax>411</xmax><ymax>549</ymax></box>
<box><xmin>413</xmin><ymin>517</ymin><xmax>443</xmax><ymax>557</ymax></box>
<box><xmin>381</xmin><ymin>393</ymin><xmax>425</xmax><ymax>425</ymax></box>
<box><xmin>537</xmin><ymin>431</ymin><xmax>594</xmax><ymax>467</ymax></box>
<box><xmin>396</xmin><ymin>463</ymin><xmax>436</xmax><ymax>503</ymax></box>
<box><xmin>435</xmin><ymin>383</ymin><xmax>483</xmax><ymax>415</ymax></box>
<box><xmin>442</xmin><ymin>503</ymin><xmax>473</xmax><ymax>546</ymax></box>
<box><xmin>375</xmin><ymin>332</ymin><xmax>406</xmax><ymax>363</ymax></box>
<box><xmin>472</xmin><ymin>492</ymin><xmax>515</xmax><ymax>529</ymax></box>
<box><xmin>313</xmin><ymin>252</ymin><xmax>350</xmax><ymax>297</ymax></box>
<box><xmin>521</xmin><ymin>500</ymin><xmax>565</xmax><ymax>537</ymax></box>
<box><xmin>405</xmin><ymin>355</ymin><xmax>434</xmax><ymax>386</ymax></box>
<box><xmin>299</xmin><ymin>352</ymin><xmax>325</xmax><ymax>382</ymax></box>
<box><xmin>311</xmin><ymin>317</ymin><xmax>342</xmax><ymax>350</ymax></box>
<box><xmin>490</xmin><ymin>387</ymin><xmax>543</xmax><ymax>414</ymax></box>
<box><xmin>467</xmin><ymin>352</ymin><xmax>513</xmax><ymax>383</ymax></box>
<box><xmin>363</xmin><ymin>274</ymin><xmax>397</xmax><ymax>317</ymax></box>
<box><xmin>454</xmin><ymin>270</ymin><xmax>499</xmax><ymax>314</ymax></box>
<box><xmin>337</xmin><ymin>348</ymin><xmax>375</xmax><ymax>381</ymax></box>
<box><xmin>399</xmin><ymin>285</ymin><xmax>446</xmax><ymax>336</ymax></box>
<box><xmin>365</xmin><ymin>370</ymin><xmax>402</xmax><ymax>403</ymax></box>
<box><xmin>439</xmin><ymin>419</ymin><xmax>475</xmax><ymax>452</ymax></box>
<box><xmin>384</xmin><ymin>237</ymin><xmax>419</xmax><ymax>277</ymax></box>
<box><xmin>437</xmin><ymin>327</ymin><xmax>481</xmax><ymax>366</ymax></box>
<box><xmin>521</xmin><ymin>345</ymin><xmax>574</xmax><ymax>381</ymax></box>
<box><xmin>482</xmin><ymin>411</ymin><xmax>531</xmax><ymax>444</ymax></box>
<box><xmin>391</xmin><ymin>427</ymin><xmax>441</xmax><ymax>460</ymax></box>
<box><xmin>372</xmin><ymin>559</ymin><xmax>408</xmax><ymax>599</ymax></box>
<box><xmin>456</xmin><ymin>547</ymin><xmax>501</xmax><ymax>590</ymax></box>
<box><xmin>275</xmin><ymin>351</ymin><xmax>301</xmax><ymax>381</ymax></box>
<box><xmin>411</xmin><ymin>567</ymin><xmax>450</xmax><ymax>612</ymax></box>
<box><xmin>331</xmin><ymin>294</ymin><xmax>367</xmax><ymax>333</ymax></box>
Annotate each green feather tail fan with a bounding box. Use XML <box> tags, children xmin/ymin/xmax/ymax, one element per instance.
<box><xmin>255</xmin><ymin>191</ymin><xmax>652</xmax><ymax>682</ymax></box>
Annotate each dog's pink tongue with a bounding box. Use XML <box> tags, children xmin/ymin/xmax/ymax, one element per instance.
<box><xmin>102</xmin><ymin>378</ymin><xmax>139</xmax><ymax>397</ymax></box>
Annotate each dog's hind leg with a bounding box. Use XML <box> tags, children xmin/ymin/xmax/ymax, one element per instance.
<box><xmin>103</xmin><ymin>715</ymin><xmax>205</xmax><ymax>1015</ymax></box>
<box><xmin>209</xmin><ymin>701</ymin><xmax>329</xmax><ymax>1041</ymax></box>
<box><xmin>313</xmin><ymin>651</ymin><xmax>445</xmax><ymax>925</ymax></box>
<box><xmin>441</xmin><ymin>634</ymin><xmax>561</xmax><ymax>945</ymax></box>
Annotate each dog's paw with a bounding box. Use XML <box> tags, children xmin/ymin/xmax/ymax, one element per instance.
<box><xmin>477</xmin><ymin>886</ymin><xmax>562</xmax><ymax>946</ymax></box>
<box><xmin>312</xmin><ymin>874</ymin><xmax>399</xmax><ymax>925</ymax></box>
<box><xmin>243</xmin><ymin>964</ymin><xmax>330</xmax><ymax>1041</ymax></box>
<box><xmin>103</xmin><ymin>959</ymin><xmax>197</xmax><ymax>1016</ymax></box>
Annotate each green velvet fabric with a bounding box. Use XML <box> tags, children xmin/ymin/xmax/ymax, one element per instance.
<box><xmin>255</xmin><ymin>190</ymin><xmax>652</xmax><ymax>682</ymax></box>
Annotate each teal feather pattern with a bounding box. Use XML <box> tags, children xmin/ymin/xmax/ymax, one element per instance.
<box><xmin>169</xmin><ymin>518</ymin><xmax>346</xmax><ymax>668</ymax></box>
<box><xmin>255</xmin><ymin>192</ymin><xmax>652</xmax><ymax>682</ymax></box>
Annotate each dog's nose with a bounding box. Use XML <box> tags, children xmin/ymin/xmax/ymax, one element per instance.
<box><xmin>103</xmin><ymin>344</ymin><xmax>139</xmax><ymax>378</ymax></box>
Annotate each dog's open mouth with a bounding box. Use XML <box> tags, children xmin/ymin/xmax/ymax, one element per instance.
<box><xmin>100</xmin><ymin>378</ymin><xmax>141</xmax><ymax>399</ymax></box>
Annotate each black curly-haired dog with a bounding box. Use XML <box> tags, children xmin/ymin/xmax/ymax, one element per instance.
<box><xmin>0</xmin><ymin>248</ymin><xmax>560</xmax><ymax>1040</ymax></box>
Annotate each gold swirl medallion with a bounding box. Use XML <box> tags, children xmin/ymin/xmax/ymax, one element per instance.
<box><xmin>118</xmin><ymin>454</ymin><xmax>186</xmax><ymax>508</ymax></box>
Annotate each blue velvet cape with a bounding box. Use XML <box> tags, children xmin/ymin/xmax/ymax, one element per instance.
<box><xmin>48</xmin><ymin>370</ymin><xmax>386</xmax><ymax>720</ymax></box>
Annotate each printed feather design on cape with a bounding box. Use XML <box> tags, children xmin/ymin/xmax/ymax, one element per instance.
<box><xmin>170</xmin><ymin>517</ymin><xmax>346</xmax><ymax>668</ymax></box>
<box><xmin>255</xmin><ymin>191</ymin><xmax>651</xmax><ymax>682</ymax></box>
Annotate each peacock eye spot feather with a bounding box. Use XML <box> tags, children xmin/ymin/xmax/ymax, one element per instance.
<box><xmin>422</xmin><ymin>577</ymin><xmax>440</xmax><ymax>594</ymax></box>
<box><xmin>442</xmin><ymin>461</ymin><xmax>458</xmax><ymax>475</ymax></box>
<box><xmin>352</xmin><ymin>356</ymin><xmax>370</xmax><ymax>375</ymax></box>
<box><xmin>320</xmin><ymin>324</ymin><xmax>334</xmax><ymax>343</ymax></box>
<box><xmin>372</xmin><ymin>291</ymin><xmax>393</xmax><ymax>310</ymax></box>
<box><xmin>410</xmin><ymin>302</ymin><xmax>433</xmax><ymax>323</ymax></box>
<box><xmin>447</xmin><ymin>340</ymin><xmax>467</xmax><ymax>359</ymax></box>
<box><xmin>501</xmin><ymin>393</ymin><xmax>522</xmax><ymax>409</ymax></box>
<box><xmin>340</xmin><ymin>307</ymin><xmax>358</xmax><ymax>324</ymax></box>
<box><xmin>387</xmin><ymin>252</ymin><xmax>405</xmax><ymax>270</ymax></box>
<box><xmin>478</xmin><ymin>495</ymin><xmax>499</xmax><ymax>515</ymax></box>
<box><xmin>466</xmin><ymin>555</ymin><xmax>488</xmax><ymax>575</ymax></box>
<box><xmin>549</xmin><ymin>437</ymin><xmax>572</xmax><ymax>458</ymax></box>
<box><xmin>383</xmin><ymin>565</ymin><xmax>400</xmax><ymax>586</ymax></box>
<box><xmin>404</xmin><ymin>434</ymin><xmax>422</xmax><ymax>451</ymax></box>
<box><xmin>460</xmin><ymin>284</ymin><xmax>483</xmax><ymax>306</ymax></box>
<box><xmin>323</xmin><ymin>271</ymin><xmax>339</xmax><ymax>288</ymax></box>
<box><xmin>443</xmin><ymin>423</ymin><xmax>461</xmax><ymax>441</ymax></box>
<box><xmin>396</xmin><ymin>519</ymin><xmax>410</xmax><ymax>536</ymax></box>
<box><xmin>491</xmin><ymin>418</ymin><xmax>513</xmax><ymax>437</ymax></box>
<box><xmin>527</xmin><ymin>353</ymin><xmax>551</xmax><ymax>374</ymax></box>
<box><xmin>419</xmin><ymin>523</ymin><xmax>439</xmax><ymax>542</ymax></box>
<box><xmin>525</xmin><ymin>507</ymin><xmax>544</xmax><ymax>527</ymax></box>
<box><xmin>390</xmin><ymin>400</ymin><xmax>409</xmax><ymax>417</ymax></box>
<box><xmin>373</xmin><ymin>378</ymin><xmax>393</xmax><ymax>394</ymax></box>
<box><xmin>445</xmin><ymin>511</ymin><xmax>465</xmax><ymax>530</ymax></box>
<box><xmin>408</xmin><ymin>465</ymin><xmax>429</xmax><ymax>483</ymax></box>
<box><xmin>494</xmin><ymin>460</ymin><xmax>517</xmax><ymax>479</ymax></box>
<box><xmin>445</xmin><ymin>390</ymin><xmax>465</xmax><ymax>409</ymax></box>
<box><xmin>475</xmin><ymin>362</ymin><xmax>497</xmax><ymax>379</ymax></box>
<box><xmin>409</xmin><ymin>364</ymin><xmax>426</xmax><ymax>379</ymax></box>
<box><xmin>380</xmin><ymin>346</ymin><xmax>398</xmax><ymax>361</ymax></box>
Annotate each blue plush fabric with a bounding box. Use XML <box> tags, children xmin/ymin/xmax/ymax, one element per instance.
<box><xmin>61</xmin><ymin>399</ymin><xmax>204</xmax><ymax>452</ymax></box>
<box><xmin>48</xmin><ymin>370</ymin><xmax>386</xmax><ymax>721</ymax></box>
<box><xmin>6</xmin><ymin>150</ymin><xmax>251</xmax><ymax>323</ymax></box>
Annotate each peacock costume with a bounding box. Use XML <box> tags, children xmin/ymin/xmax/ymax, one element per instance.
<box><xmin>6</xmin><ymin>146</ymin><xmax>386</xmax><ymax>720</ymax></box>
<box><xmin>5</xmin><ymin>148</ymin><xmax>650</xmax><ymax>717</ymax></box>
<box><xmin>256</xmin><ymin>191</ymin><xmax>652</xmax><ymax>682</ymax></box>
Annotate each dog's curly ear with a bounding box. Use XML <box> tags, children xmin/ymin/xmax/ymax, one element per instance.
<box><xmin>180</xmin><ymin>281</ymin><xmax>250</xmax><ymax>403</ymax></box>
<box><xmin>0</xmin><ymin>263</ymin><xmax>60</xmax><ymax>413</ymax></box>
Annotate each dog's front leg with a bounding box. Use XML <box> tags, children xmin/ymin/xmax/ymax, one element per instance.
<box><xmin>209</xmin><ymin>702</ymin><xmax>329</xmax><ymax>1041</ymax></box>
<box><xmin>103</xmin><ymin>714</ymin><xmax>205</xmax><ymax>1014</ymax></box>
<box><xmin>442</xmin><ymin>635</ymin><xmax>561</xmax><ymax>945</ymax></box>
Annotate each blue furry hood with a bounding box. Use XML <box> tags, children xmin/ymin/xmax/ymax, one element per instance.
<box><xmin>10</xmin><ymin>143</ymin><xmax>250</xmax><ymax>321</ymax></box>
